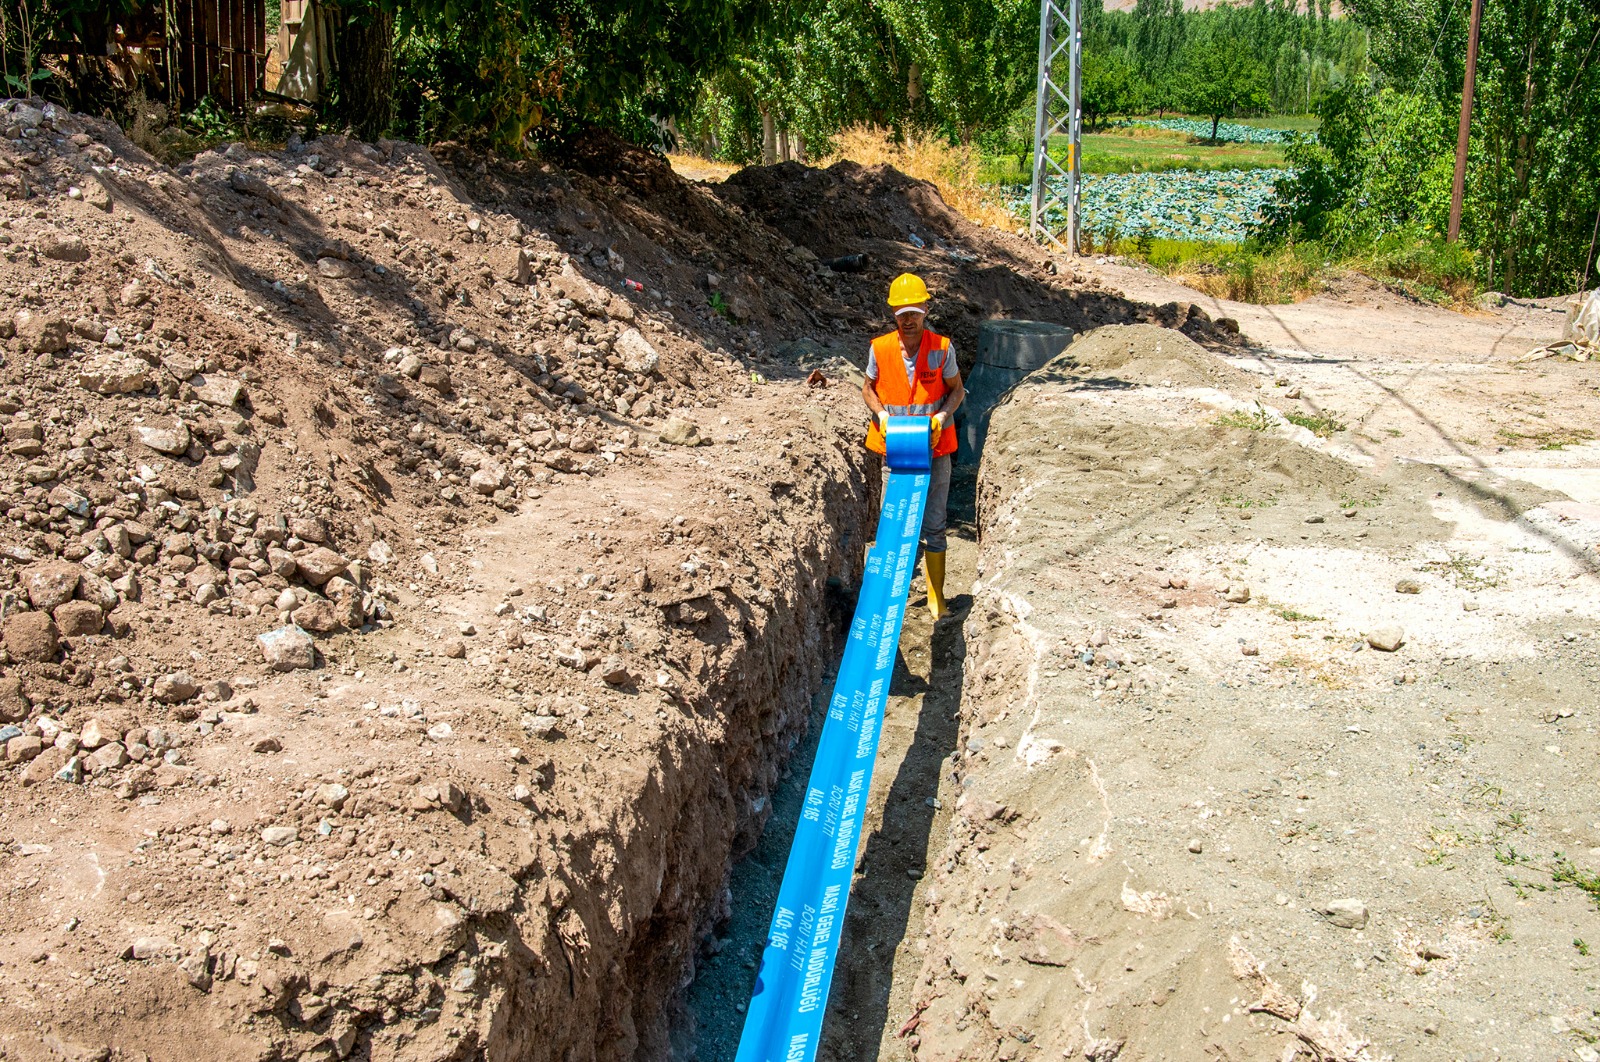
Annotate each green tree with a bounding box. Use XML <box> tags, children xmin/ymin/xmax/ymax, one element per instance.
<box><xmin>1079</xmin><ymin>50</ymin><xmax>1145</xmax><ymax>131</ymax></box>
<box><xmin>1131</xmin><ymin>0</ymin><xmax>1187</xmax><ymax>115</ymax></box>
<box><xmin>1174</xmin><ymin>32</ymin><xmax>1271</xmax><ymax>140</ymax></box>
<box><xmin>1274</xmin><ymin>0</ymin><xmax>1600</xmax><ymax>295</ymax></box>
<box><xmin>879</xmin><ymin>0</ymin><xmax>1037</xmax><ymax>144</ymax></box>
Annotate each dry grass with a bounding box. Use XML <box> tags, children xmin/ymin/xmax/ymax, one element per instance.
<box><xmin>666</xmin><ymin>154</ymin><xmax>741</xmax><ymax>184</ymax></box>
<box><xmin>820</xmin><ymin>125</ymin><xmax>1018</xmax><ymax>230</ymax></box>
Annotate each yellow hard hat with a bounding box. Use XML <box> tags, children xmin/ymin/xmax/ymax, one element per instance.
<box><xmin>887</xmin><ymin>273</ymin><xmax>931</xmax><ymax>308</ymax></box>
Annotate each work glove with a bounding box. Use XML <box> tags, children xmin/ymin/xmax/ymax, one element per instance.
<box><xmin>876</xmin><ymin>411</ymin><xmax>889</xmax><ymax>434</ymax></box>
<box><xmin>930</xmin><ymin>412</ymin><xmax>946</xmax><ymax>437</ymax></box>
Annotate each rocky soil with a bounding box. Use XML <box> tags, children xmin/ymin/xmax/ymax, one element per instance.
<box><xmin>0</xmin><ymin>100</ymin><xmax>1195</xmax><ymax>1062</ymax></box>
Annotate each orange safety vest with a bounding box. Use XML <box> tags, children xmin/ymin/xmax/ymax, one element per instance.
<box><xmin>865</xmin><ymin>329</ymin><xmax>958</xmax><ymax>458</ymax></box>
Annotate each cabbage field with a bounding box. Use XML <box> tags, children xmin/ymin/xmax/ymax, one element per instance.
<box><xmin>1016</xmin><ymin>168</ymin><xmax>1286</xmax><ymax>244</ymax></box>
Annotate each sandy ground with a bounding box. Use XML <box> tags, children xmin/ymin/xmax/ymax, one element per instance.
<box><xmin>804</xmin><ymin>269</ymin><xmax>1600</xmax><ymax>1062</ymax></box>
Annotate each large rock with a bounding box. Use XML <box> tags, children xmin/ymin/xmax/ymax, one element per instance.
<box><xmin>53</xmin><ymin>600</ymin><xmax>104</xmax><ymax>637</ymax></box>
<box><xmin>659</xmin><ymin>416</ymin><xmax>703</xmax><ymax>447</ymax></box>
<box><xmin>3</xmin><ymin>611</ymin><xmax>59</xmax><ymax>661</ymax></box>
<box><xmin>194</xmin><ymin>376</ymin><xmax>244</xmax><ymax>407</ymax></box>
<box><xmin>553</xmin><ymin>264</ymin><xmax>610</xmax><ymax>316</ymax></box>
<box><xmin>258</xmin><ymin>625</ymin><xmax>316</xmax><ymax>671</ymax></box>
<box><xmin>615</xmin><ymin>328</ymin><xmax>660</xmax><ymax>375</ymax></box>
<box><xmin>1321</xmin><ymin>898</ymin><xmax>1370</xmax><ymax>930</ymax></box>
<box><xmin>469</xmin><ymin>464</ymin><xmax>507</xmax><ymax>496</ymax></box>
<box><xmin>295</xmin><ymin>547</ymin><xmax>349</xmax><ymax>586</ymax></box>
<box><xmin>20</xmin><ymin>746</ymin><xmax>67</xmax><ymax>785</ymax></box>
<box><xmin>22</xmin><ymin>562</ymin><xmax>80</xmax><ymax>611</ymax></box>
<box><xmin>1366</xmin><ymin>625</ymin><xmax>1405</xmax><ymax>652</ymax></box>
<box><xmin>78</xmin><ymin>356</ymin><xmax>149</xmax><ymax>395</ymax></box>
<box><xmin>14</xmin><ymin>310</ymin><xmax>69</xmax><ymax>354</ymax></box>
<box><xmin>316</xmin><ymin>256</ymin><xmax>358</xmax><ymax>280</ymax></box>
<box><xmin>291</xmin><ymin>598</ymin><xmax>343</xmax><ymax>634</ymax></box>
<box><xmin>40</xmin><ymin>233</ymin><xmax>89</xmax><ymax>262</ymax></box>
<box><xmin>417</xmin><ymin>365</ymin><xmax>452</xmax><ymax>394</ymax></box>
<box><xmin>137</xmin><ymin>422</ymin><xmax>191</xmax><ymax>456</ymax></box>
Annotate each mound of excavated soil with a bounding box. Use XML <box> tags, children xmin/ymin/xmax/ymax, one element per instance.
<box><xmin>1057</xmin><ymin>322</ymin><xmax>1255</xmax><ymax>389</ymax></box>
<box><xmin>717</xmin><ymin>160</ymin><xmax>972</xmax><ymax>261</ymax></box>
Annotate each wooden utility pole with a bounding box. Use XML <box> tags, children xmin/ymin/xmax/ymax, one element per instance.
<box><xmin>1447</xmin><ymin>0</ymin><xmax>1484</xmax><ymax>243</ymax></box>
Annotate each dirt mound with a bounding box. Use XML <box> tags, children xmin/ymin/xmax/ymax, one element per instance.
<box><xmin>0</xmin><ymin>105</ymin><xmax>883</xmax><ymax>1062</ymax></box>
<box><xmin>1057</xmin><ymin>322</ymin><xmax>1255</xmax><ymax>389</ymax></box>
<box><xmin>707</xmin><ymin>163</ymin><xmax>1245</xmax><ymax>362</ymax></box>
<box><xmin>717</xmin><ymin>160</ymin><xmax>971</xmax><ymax>261</ymax></box>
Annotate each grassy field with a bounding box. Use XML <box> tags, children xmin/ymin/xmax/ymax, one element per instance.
<box><xmin>980</xmin><ymin>127</ymin><xmax>1288</xmax><ymax>182</ymax></box>
<box><xmin>978</xmin><ymin>112</ymin><xmax>1318</xmax><ymax>182</ymax></box>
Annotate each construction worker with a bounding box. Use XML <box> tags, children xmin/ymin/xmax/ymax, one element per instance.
<box><xmin>861</xmin><ymin>272</ymin><xmax>964</xmax><ymax>621</ymax></box>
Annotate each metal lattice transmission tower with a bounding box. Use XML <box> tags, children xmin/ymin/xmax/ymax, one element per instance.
<box><xmin>1029</xmin><ymin>0</ymin><xmax>1082</xmax><ymax>254</ymax></box>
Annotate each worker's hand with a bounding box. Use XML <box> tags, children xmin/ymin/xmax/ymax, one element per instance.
<box><xmin>930</xmin><ymin>412</ymin><xmax>946</xmax><ymax>437</ymax></box>
<box><xmin>875</xmin><ymin>411</ymin><xmax>889</xmax><ymax>434</ymax></box>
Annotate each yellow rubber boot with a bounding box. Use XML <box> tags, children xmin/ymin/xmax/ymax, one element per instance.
<box><xmin>925</xmin><ymin>550</ymin><xmax>948</xmax><ymax>621</ymax></box>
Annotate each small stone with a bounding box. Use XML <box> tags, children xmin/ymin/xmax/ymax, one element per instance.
<box><xmin>153</xmin><ymin>672</ymin><xmax>199</xmax><ymax>704</ymax></box>
<box><xmin>1394</xmin><ymin>578</ymin><xmax>1421</xmax><ymax>594</ymax></box>
<box><xmin>659</xmin><ymin>415</ymin><xmax>703</xmax><ymax>447</ymax></box>
<box><xmin>15</xmin><ymin>310</ymin><xmax>69</xmax><ymax>353</ymax></box>
<box><xmin>294</xmin><ymin>547</ymin><xmax>349</xmax><ymax>586</ymax></box>
<box><xmin>6</xmin><ymin>734</ymin><xmax>43</xmax><ymax>763</ymax></box>
<box><xmin>131</xmin><ymin>936</ymin><xmax>178</xmax><ymax>961</ymax></box>
<box><xmin>1186</xmin><ymin>838</ymin><xmax>1203</xmax><ymax>854</ymax></box>
<box><xmin>1304</xmin><ymin>514</ymin><xmax>1325</xmax><ymax>524</ymax></box>
<box><xmin>511</xmin><ymin>784</ymin><xmax>534</xmax><ymax>805</ymax></box>
<box><xmin>87</xmin><ymin>742</ymin><xmax>127</xmax><ymax>772</ymax></box>
<box><xmin>443</xmin><ymin>639</ymin><xmax>467</xmax><ymax>659</ymax></box>
<box><xmin>292</xmin><ymin>598</ymin><xmax>343</xmax><ymax>634</ymax></box>
<box><xmin>449</xmin><ymin>966</ymin><xmax>477</xmax><ymax>993</ymax></box>
<box><xmin>257</xmin><ymin>625</ymin><xmax>316</xmax><ymax>670</ymax></box>
<box><xmin>0</xmin><ymin>676</ymin><xmax>29</xmax><ymax>723</ymax></box>
<box><xmin>77</xmin><ymin>356</ymin><xmax>148</xmax><ymax>395</ymax></box>
<box><xmin>520</xmin><ymin>714</ymin><xmax>560</xmax><ymax>738</ymax></box>
<box><xmin>194</xmin><ymin>376</ymin><xmax>244</xmax><ymax>407</ymax></box>
<box><xmin>599</xmin><ymin>656</ymin><xmax>631</xmax><ymax>685</ymax></box>
<box><xmin>316</xmin><ymin>783</ymin><xmax>349</xmax><ymax>809</ymax></box>
<box><xmin>1366</xmin><ymin>625</ymin><xmax>1405</xmax><ymax>652</ymax></box>
<box><xmin>469</xmin><ymin>464</ymin><xmax>507</xmax><ymax>496</ymax></box>
<box><xmin>55</xmin><ymin>755</ymin><xmax>83</xmax><ymax>783</ymax></box>
<box><xmin>426</xmin><ymin>723</ymin><xmax>453</xmax><ymax>740</ymax></box>
<box><xmin>1240</xmin><ymin>643</ymin><xmax>1259</xmax><ymax>657</ymax></box>
<box><xmin>136</xmin><ymin>422</ymin><xmax>191</xmax><ymax>455</ymax></box>
<box><xmin>1224</xmin><ymin>583</ymin><xmax>1251</xmax><ymax>604</ymax></box>
<box><xmin>261</xmin><ymin>826</ymin><xmax>298</xmax><ymax>846</ymax></box>
<box><xmin>251</xmin><ymin>736</ymin><xmax>283</xmax><ymax>753</ymax></box>
<box><xmin>417</xmin><ymin>365</ymin><xmax>452</xmax><ymax>393</ymax></box>
<box><xmin>24</xmin><ymin>561</ymin><xmax>80</xmax><ymax>610</ymax></box>
<box><xmin>615</xmin><ymin>328</ymin><xmax>660</xmax><ymax>375</ymax></box>
<box><xmin>1321</xmin><ymin>898</ymin><xmax>1369</xmax><ymax>929</ymax></box>
<box><xmin>316</xmin><ymin>256</ymin><xmax>358</xmax><ymax>279</ymax></box>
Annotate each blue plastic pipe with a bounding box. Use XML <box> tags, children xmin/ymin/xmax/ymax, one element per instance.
<box><xmin>734</xmin><ymin>415</ymin><xmax>932</xmax><ymax>1062</ymax></box>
